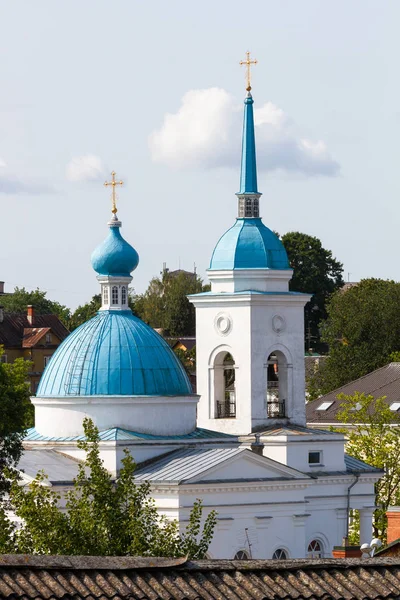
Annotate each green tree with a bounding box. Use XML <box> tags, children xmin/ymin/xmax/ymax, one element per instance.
<box><xmin>337</xmin><ymin>392</ymin><xmax>399</xmax><ymax>542</ymax></box>
<box><xmin>280</xmin><ymin>232</ymin><xmax>344</xmax><ymax>351</ymax></box>
<box><xmin>174</xmin><ymin>346</ymin><xmax>196</xmax><ymax>376</ymax></box>
<box><xmin>69</xmin><ymin>294</ymin><xmax>102</xmax><ymax>330</ymax></box>
<box><xmin>310</xmin><ymin>279</ymin><xmax>400</xmax><ymax>396</ymax></box>
<box><xmin>0</xmin><ymin>348</ymin><xmax>32</xmax><ymax>495</ymax></box>
<box><xmin>0</xmin><ymin>418</ymin><xmax>217</xmax><ymax>557</ymax></box>
<box><xmin>1</xmin><ymin>287</ymin><xmax>70</xmax><ymax>327</ymax></box>
<box><xmin>134</xmin><ymin>271</ymin><xmax>209</xmax><ymax>336</ymax></box>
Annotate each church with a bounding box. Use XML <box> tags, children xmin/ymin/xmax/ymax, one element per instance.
<box><xmin>21</xmin><ymin>58</ymin><xmax>381</xmax><ymax>560</ymax></box>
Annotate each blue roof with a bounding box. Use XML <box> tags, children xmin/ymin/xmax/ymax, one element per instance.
<box><xmin>209</xmin><ymin>218</ymin><xmax>290</xmax><ymax>270</ymax></box>
<box><xmin>37</xmin><ymin>310</ymin><xmax>192</xmax><ymax>397</ymax></box>
<box><xmin>24</xmin><ymin>426</ymin><xmax>234</xmax><ymax>442</ymax></box>
<box><xmin>239</xmin><ymin>93</ymin><xmax>258</xmax><ymax>194</ymax></box>
<box><xmin>91</xmin><ymin>222</ymin><xmax>139</xmax><ymax>277</ymax></box>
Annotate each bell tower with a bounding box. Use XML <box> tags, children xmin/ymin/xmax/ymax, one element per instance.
<box><xmin>189</xmin><ymin>55</ymin><xmax>310</xmax><ymax>435</ymax></box>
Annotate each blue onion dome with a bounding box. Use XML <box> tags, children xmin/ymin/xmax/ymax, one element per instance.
<box><xmin>37</xmin><ymin>311</ymin><xmax>192</xmax><ymax>397</ymax></box>
<box><xmin>91</xmin><ymin>219</ymin><xmax>139</xmax><ymax>277</ymax></box>
<box><xmin>209</xmin><ymin>218</ymin><xmax>290</xmax><ymax>270</ymax></box>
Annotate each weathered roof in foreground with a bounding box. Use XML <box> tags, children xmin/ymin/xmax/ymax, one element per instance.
<box><xmin>2</xmin><ymin>556</ymin><xmax>400</xmax><ymax>599</ymax></box>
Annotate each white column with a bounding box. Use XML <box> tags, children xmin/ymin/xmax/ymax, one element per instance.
<box><xmin>359</xmin><ymin>507</ymin><xmax>375</xmax><ymax>546</ymax></box>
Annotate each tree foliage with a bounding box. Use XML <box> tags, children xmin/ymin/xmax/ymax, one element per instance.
<box><xmin>0</xmin><ymin>418</ymin><xmax>217</xmax><ymax>557</ymax></box>
<box><xmin>1</xmin><ymin>287</ymin><xmax>70</xmax><ymax>327</ymax></box>
<box><xmin>134</xmin><ymin>271</ymin><xmax>209</xmax><ymax>337</ymax></box>
<box><xmin>280</xmin><ymin>232</ymin><xmax>344</xmax><ymax>351</ymax></box>
<box><xmin>310</xmin><ymin>279</ymin><xmax>400</xmax><ymax>396</ymax></box>
<box><xmin>69</xmin><ymin>294</ymin><xmax>102</xmax><ymax>331</ymax></box>
<box><xmin>337</xmin><ymin>392</ymin><xmax>400</xmax><ymax>542</ymax></box>
<box><xmin>0</xmin><ymin>349</ymin><xmax>32</xmax><ymax>496</ymax></box>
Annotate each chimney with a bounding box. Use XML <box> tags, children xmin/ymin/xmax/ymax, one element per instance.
<box><xmin>332</xmin><ymin>538</ymin><xmax>362</xmax><ymax>558</ymax></box>
<box><xmin>0</xmin><ymin>282</ymin><xmax>4</xmax><ymax>294</ymax></box>
<box><xmin>0</xmin><ymin>306</ymin><xmax>3</xmax><ymax>323</ymax></box>
<box><xmin>386</xmin><ymin>506</ymin><xmax>400</xmax><ymax>544</ymax></box>
<box><xmin>27</xmin><ymin>305</ymin><xmax>34</xmax><ymax>325</ymax></box>
<box><xmin>251</xmin><ymin>433</ymin><xmax>264</xmax><ymax>456</ymax></box>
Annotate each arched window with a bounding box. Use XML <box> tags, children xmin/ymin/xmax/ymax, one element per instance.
<box><xmin>112</xmin><ymin>286</ymin><xmax>119</xmax><ymax>305</ymax></box>
<box><xmin>266</xmin><ymin>351</ymin><xmax>288</xmax><ymax>418</ymax></box>
<box><xmin>307</xmin><ymin>539</ymin><xmax>323</xmax><ymax>558</ymax></box>
<box><xmin>103</xmin><ymin>286</ymin><xmax>109</xmax><ymax>305</ymax></box>
<box><xmin>214</xmin><ymin>352</ymin><xmax>236</xmax><ymax>418</ymax></box>
<box><xmin>121</xmin><ymin>286</ymin><xmax>127</xmax><ymax>306</ymax></box>
<box><xmin>272</xmin><ymin>548</ymin><xmax>288</xmax><ymax>560</ymax></box>
<box><xmin>234</xmin><ymin>550</ymin><xmax>249</xmax><ymax>559</ymax></box>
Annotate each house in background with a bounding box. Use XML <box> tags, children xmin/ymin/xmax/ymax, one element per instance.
<box><xmin>0</xmin><ymin>305</ymin><xmax>70</xmax><ymax>393</ymax></box>
<box><xmin>306</xmin><ymin>362</ymin><xmax>400</xmax><ymax>429</ymax></box>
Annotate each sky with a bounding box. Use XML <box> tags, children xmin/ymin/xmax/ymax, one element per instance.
<box><xmin>0</xmin><ymin>0</ymin><xmax>399</xmax><ymax>310</ymax></box>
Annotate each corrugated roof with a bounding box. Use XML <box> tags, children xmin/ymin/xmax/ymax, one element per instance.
<box><xmin>134</xmin><ymin>447</ymin><xmax>246</xmax><ymax>483</ymax></box>
<box><xmin>306</xmin><ymin>363</ymin><xmax>400</xmax><ymax>424</ymax></box>
<box><xmin>22</xmin><ymin>327</ymin><xmax>51</xmax><ymax>348</ymax></box>
<box><xmin>24</xmin><ymin>426</ymin><xmax>235</xmax><ymax>442</ymax></box>
<box><xmin>2</xmin><ymin>556</ymin><xmax>400</xmax><ymax>599</ymax></box>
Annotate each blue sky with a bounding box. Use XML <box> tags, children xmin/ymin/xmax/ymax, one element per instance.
<box><xmin>0</xmin><ymin>0</ymin><xmax>398</xmax><ymax>309</ymax></box>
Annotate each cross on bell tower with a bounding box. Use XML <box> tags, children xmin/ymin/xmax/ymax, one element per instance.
<box><xmin>240</xmin><ymin>51</ymin><xmax>258</xmax><ymax>92</ymax></box>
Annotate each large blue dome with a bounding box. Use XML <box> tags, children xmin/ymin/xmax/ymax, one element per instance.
<box><xmin>209</xmin><ymin>218</ymin><xmax>290</xmax><ymax>270</ymax></box>
<box><xmin>37</xmin><ymin>311</ymin><xmax>192</xmax><ymax>397</ymax></box>
<box><xmin>91</xmin><ymin>225</ymin><xmax>139</xmax><ymax>277</ymax></box>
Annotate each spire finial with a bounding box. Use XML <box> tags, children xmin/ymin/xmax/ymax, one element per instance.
<box><xmin>104</xmin><ymin>171</ymin><xmax>124</xmax><ymax>216</ymax></box>
<box><xmin>240</xmin><ymin>51</ymin><xmax>258</xmax><ymax>92</ymax></box>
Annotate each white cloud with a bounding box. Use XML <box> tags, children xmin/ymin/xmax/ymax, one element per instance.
<box><xmin>149</xmin><ymin>88</ymin><xmax>339</xmax><ymax>177</ymax></box>
<box><xmin>66</xmin><ymin>154</ymin><xmax>105</xmax><ymax>182</ymax></box>
<box><xmin>0</xmin><ymin>158</ymin><xmax>53</xmax><ymax>195</ymax></box>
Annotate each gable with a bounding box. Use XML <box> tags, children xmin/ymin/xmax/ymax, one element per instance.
<box><xmin>187</xmin><ymin>449</ymin><xmax>308</xmax><ymax>483</ymax></box>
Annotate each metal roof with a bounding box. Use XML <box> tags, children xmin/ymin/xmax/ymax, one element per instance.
<box><xmin>18</xmin><ymin>450</ymin><xmax>85</xmax><ymax>483</ymax></box>
<box><xmin>344</xmin><ymin>454</ymin><xmax>382</xmax><ymax>473</ymax></box>
<box><xmin>134</xmin><ymin>447</ymin><xmax>246</xmax><ymax>483</ymax></box>
<box><xmin>24</xmin><ymin>426</ymin><xmax>235</xmax><ymax>443</ymax></box>
<box><xmin>22</xmin><ymin>327</ymin><xmax>51</xmax><ymax>348</ymax></box>
<box><xmin>306</xmin><ymin>362</ymin><xmax>400</xmax><ymax>424</ymax></box>
<box><xmin>209</xmin><ymin>221</ymin><xmax>290</xmax><ymax>271</ymax></box>
<box><xmin>37</xmin><ymin>310</ymin><xmax>192</xmax><ymax>397</ymax></box>
<box><xmin>2</xmin><ymin>556</ymin><xmax>400</xmax><ymax>600</ymax></box>
<box><xmin>259</xmin><ymin>424</ymin><xmax>339</xmax><ymax>436</ymax></box>
<box><xmin>91</xmin><ymin>219</ymin><xmax>139</xmax><ymax>277</ymax></box>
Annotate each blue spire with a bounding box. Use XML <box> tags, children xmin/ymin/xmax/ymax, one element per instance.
<box><xmin>238</xmin><ymin>92</ymin><xmax>258</xmax><ymax>194</ymax></box>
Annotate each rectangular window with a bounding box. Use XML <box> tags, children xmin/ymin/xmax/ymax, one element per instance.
<box><xmin>308</xmin><ymin>451</ymin><xmax>322</xmax><ymax>465</ymax></box>
<box><xmin>103</xmin><ymin>286</ymin><xmax>109</xmax><ymax>305</ymax></box>
<box><xmin>112</xmin><ymin>286</ymin><xmax>119</xmax><ymax>305</ymax></box>
<box><xmin>316</xmin><ymin>401</ymin><xmax>334</xmax><ymax>411</ymax></box>
<box><xmin>44</xmin><ymin>355</ymin><xmax>52</xmax><ymax>368</ymax></box>
<box><xmin>45</xmin><ymin>333</ymin><xmax>52</xmax><ymax>344</ymax></box>
<box><xmin>0</xmin><ymin>354</ymin><xmax>7</xmax><ymax>363</ymax></box>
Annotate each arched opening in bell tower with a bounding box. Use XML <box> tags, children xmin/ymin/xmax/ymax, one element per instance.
<box><xmin>213</xmin><ymin>352</ymin><xmax>236</xmax><ymax>419</ymax></box>
<box><xmin>266</xmin><ymin>351</ymin><xmax>288</xmax><ymax>418</ymax></box>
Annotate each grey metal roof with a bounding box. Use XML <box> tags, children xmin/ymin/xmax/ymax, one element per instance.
<box><xmin>3</xmin><ymin>555</ymin><xmax>400</xmax><ymax>599</ymax></box>
<box><xmin>18</xmin><ymin>450</ymin><xmax>85</xmax><ymax>483</ymax></box>
<box><xmin>344</xmin><ymin>454</ymin><xmax>383</xmax><ymax>473</ymax></box>
<box><xmin>307</xmin><ymin>362</ymin><xmax>400</xmax><ymax>424</ymax></box>
<box><xmin>25</xmin><ymin>426</ymin><xmax>235</xmax><ymax>442</ymax></box>
<box><xmin>134</xmin><ymin>447</ymin><xmax>247</xmax><ymax>483</ymax></box>
<box><xmin>259</xmin><ymin>424</ymin><xmax>339</xmax><ymax>436</ymax></box>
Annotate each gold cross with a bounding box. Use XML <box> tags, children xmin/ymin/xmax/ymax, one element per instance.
<box><xmin>240</xmin><ymin>51</ymin><xmax>258</xmax><ymax>92</ymax></box>
<box><xmin>104</xmin><ymin>171</ymin><xmax>124</xmax><ymax>215</ymax></box>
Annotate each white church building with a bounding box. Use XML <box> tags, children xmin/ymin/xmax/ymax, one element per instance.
<box><xmin>20</xmin><ymin>68</ymin><xmax>381</xmax><ymax>560</ymax></box>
